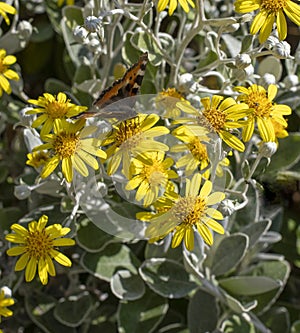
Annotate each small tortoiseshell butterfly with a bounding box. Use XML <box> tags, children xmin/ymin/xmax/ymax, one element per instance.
<box><xmin>81</xmin><ymin>52</ymin><xmax>148</xmax><ymax>120</ymax></box>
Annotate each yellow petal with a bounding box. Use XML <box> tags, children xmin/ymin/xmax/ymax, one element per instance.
<box><xmin>52</xmin><ymin>249</ymin><xmax>72</xmax><ymax>267</ymax></box>
<box><xmin>25</xmin><ymin>257</ymin><xmax>37</xmax><ymax>282</ymax></box>
<box><xmin>197</xmin><ymin>223</ymin><xmax>213</xmax><ymax>245</ymax></box>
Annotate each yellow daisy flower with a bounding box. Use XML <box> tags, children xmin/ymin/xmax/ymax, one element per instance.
<box><xmin>26</xmin><ymin>151</ymin><xmax>50</xmax><ymax>169</ymax></box>
<box><xmin>102</xmin><ymin>113</ymin><xmax>169</xmax><ymax>178</ymax></box>
<box><xmin>157</xmin><ymin>0</ymin><xmax>195</xmax><ymax>15</ymax></box>
<box><xmin>125</xmin><ymin>151</ymin><xmax>178</xmax><ymax>207</ymax></box>
<box><xmin>145</xmin><ymin>173</ymin><xmax>225</xmax><ymax>250</ymax></box>
<box><xmin>0</xmin><ymin>49</ymin><xmax>19</xmax><ymax>97</ymax></box>
<box><xmin>171</xmin><ymin>125</ymin><xmax>211</xmax><ymax>177</ymax></box>
<box><xmin>235</xmin><ymin>84</ymin><xmax>292</xmax><ymax>142</ymax></box>
<box><xmin>33</xmin><ymin>118</ymin><xmax>106</xmax><ymax>183</ymax></box>
<box><xmin>155</xmin><ymin>88</ymin><xmax>187</xmax><ymax>119</ymax></box>
<box><xmin>0</xmin><ymin>1</ymin><xmax>16</xmax><ymax>25</ymax></box>
<box><xmin>5</xmin><ymin>215</ymin><xmax>75</xmax><ymax>285</ymax></box>
<box><xmin>177</xmin><ymin>96</ymin><xmax>250</xmax><ymax>152</ymax></box>
<box><xmin>0</xmin><ymin>289</ymin><xmax>14</xmax><ymax>322</ymax></box>
<box><xmin>234</xmin><ymin>0</ymin><xmax>300</xmax><ymax>43</ymax></box>
<box><xmin>57</xmin><ymin>0</ymin><xmax>74</xmax><ymax>6</ymax></box>
<box><xmin>26</xmin><ymin>92</ymin><xmax>87</xmax><ymax>136</ymax></box>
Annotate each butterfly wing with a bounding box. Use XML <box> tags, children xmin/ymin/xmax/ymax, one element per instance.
<box><xmin>81</xmin><ymin>52</ymin><xmax>148</xmax><ymax>119</ymax></box>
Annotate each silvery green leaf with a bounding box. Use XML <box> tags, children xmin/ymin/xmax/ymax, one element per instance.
<box><xmin>110</xmin><ymin>269</ymin><xmax>145</xmax><ymax>300</ymax></box>
<box><xmin>139</xmin><ymin>258</ymin><xmax>197</xmax><ymax>298</ymax></box>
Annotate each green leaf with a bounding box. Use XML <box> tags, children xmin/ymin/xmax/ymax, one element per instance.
<box><xmin>76</xmin><ymin>219</ymin><xmax>118</xmax><ymax>253</ymax></box>
<box><xmin>187</xmin><ymin>289</ymin><xmax>218</xmax><ymax>333</ymax></box>
<box><xmin>258</xmin><ymin>56</ymin><xmax>282</xmax><ymax>81</ymax></box>
<box><xmin>25</xmin><ymin>291</ymin><xmax>76</xmax><ymax>333</ymax></box>
<box><xmin>265</xmin><ymin>134</ymin><xmax>300</xmax><ymax>172</ymax></box>
<box><xmin>110</xmin><ymin>269</ymin><xmax>145</xmax><ymax>301</ymax></box>
<box><xmin>219</xmin><ymin>276</ymin><xmax>281</xmax><ymax>296</ymax></box>
<box><xmin>117</xmin><ymin>288</ymin><xmax>168</xmax><ymax>333</ymax></box>
<box><xmin>260</xmin><ymin>307</ymin><xmax>290</xmax><ymax>333</ymax></box>
<box><xmin>197</xmin><ymin>50</ymin><xmax>218</xmax><ymax>69</ymax></box>
<box><xmin>139</xmin><ymin>258</ymin><xmax>197</xmax><ymax>298</ymax></box>
<box><xmin>240</xmin><ymin>220</ymin><xmax>271</xmax><ymax>249</ymax></box>
<box><xmin>222</xmin><ymin>290</ymin><xmax>257</xmax><ymax>313</ymax></box>
<box><xmin>210</xmin><ymin>233</ymin><xmax>249</xmax><ymax>276</ymax></box>
<box><xmin>245</xmin><ymin>260</ymin><xmax>290</xmax><ymax>313</ymax></box>
<box><xmin>81</xmin><ymin>243</ymin><xmax>140</xmax><ymax>281</ymax></box>
<box><xmin>241</xmin><ymin>34</ymin><xmax>254</xmax><ymax>53</ymax></box>
<box><xmin>54</xmin><ymin>293</ymin><xmax>93</xmax><ymax>327</ymax></box>
<box><xmin>130</xmin><ymin>31</ymin><xmax>163</xmax><ymax>66</ymax></box>
<box><xmin>291</xmin><ymin>320</ymin><xmax>300</xmax><ymax>333</ymax></box>
<box><xmin>44</xmin><ymin>78</ymin><xmax>71</xmax><ymax>95</ymax></box>
<box><xmin>222</xmin><ymin>314</ymin><xmax>256</xmax><ymax>333</ymax></box>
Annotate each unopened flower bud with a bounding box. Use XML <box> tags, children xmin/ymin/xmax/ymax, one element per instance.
<box><xmin>232</xmin><ymin>64</ymin><xmax>254</xmax><ymax>81</ymax></box>
<box><xmin>73</xmin><ymin>25</ymin><xmax>89</xmax><ymax>43</ymax></box>
<box><xmin>258</xmin><ymin>142</ymin><xmax>277</xmax><ymax>158</ymax></box>
<box><xmin>218</xmin><ymin>199</ymin><xmax>235</xmax><ymax>217</ymax></box>
<box><xmin>87</xmin><ymin>36</ymin><xmax>101</xmax><ymax>53</ymax></box>
<box><xmin>178</xmin><ymin>73</ymin><xmax>198</xmax><ymax>93</ymax></box>
<box><xmin>272</xmin><ymin>41</ymin><xmax>291</xmax><ymax>58</ymax></box>
<box><xmin>283</xmin><ymin>74</ymin><xmax>299</xmax><ymax>90</ymax></box>
<box><xmin>19</xmin><ymin>107</ymin><xmax>35</xmax><ymax>127</ymax></box>
<box><xmin>17</xmin><ymin>20</ymin><xmax>33</xmax><ymax>42</ymax></box>
<box><xmin>84</xmin><ymin>16</ymin><xmax>103</xmax><ymax>33</ymax></box>
<box><xmin>264</xmin><ymin>35</ymin><xmax>279</xmax><ymax>50</ymax></box>
<box><xmin>259</xmin><ymin>73</ymin><xmax>276</xmax><ymax>88</ymax></box>
<box><xmin>235</xmin><ymin>54</ymin><xmax>252</xmax><ymax>69</ymax></box>
<box><xmin>1</xmin><ymin>286</ymin><xmax>12</xmax><ymax>297</ymax></box>
<box><xmin>224</xmin><ymin>23</ymin><xmax>240</xmax><ymax>33</ymax></box>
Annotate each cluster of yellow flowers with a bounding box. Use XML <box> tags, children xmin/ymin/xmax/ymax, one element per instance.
<box><xmin>21</xmin><ymin>82</ymin><xmax>291</xmax><ymax>253</ymax></box>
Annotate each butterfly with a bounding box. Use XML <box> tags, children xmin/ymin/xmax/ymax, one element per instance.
<box><xmin>80</xmin><ymin>52</ymin><xmax>148</xmax><ymax>120</ymax></box>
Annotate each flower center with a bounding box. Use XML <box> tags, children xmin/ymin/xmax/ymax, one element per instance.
<box><xmin>202</xmin><ymin>108</ymin><xmax>226</xmax><ymax>132</ymax></box>
<box><xmin>246</xmin><ymin>91</ymin><xmax>273</xmax><ymax>118</ymax></box>
<box><xmin>173</xmin><ymin>195</ymin><xmax>207</xmax><ymax>225</ymax></box>
<box><xmin>53</xmin><ymin>132</ymin><xmax>79</xmax><ymax>159</ymax></box>
<box><xmin>25</xmin><ymin>230</ymin><xmax>53</xmax><ymax>259</ymax></box>
<box><xmin>145</xmin><ymin>162</ymin><xmax>167</xmax><ymax>186</ymax></box>
<box><xmin>115</xmin><ymin>117</ymin><xmax>143</xmax><ymax>148</ymax></box>
<box><xmin>46</xmin><ymin>101</ymin><xmax>69</xmax><ymax>119</ymax></box>
<box><xmin>261</xmin><ymin>0</ymin><xmax>287</xmax><ymax>12</ymax></box>
<box><xmin>188</xmin><ymin>139</ymin><xmax>208</xmax><ymax>161</ymax></box>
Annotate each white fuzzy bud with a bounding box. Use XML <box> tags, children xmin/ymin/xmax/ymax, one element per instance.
<box><xmin>73</xmin><ymin>25</ymin><xmax>89</xmax><ymax>44</ymax></box>
<box><xmin>272</xmin><ymin>41</ymin><xmax>291</xmax><ymax>58</ymax></box>
<box><xmin>84</xmin><ymin>16</ymin><xmax>103</xmax><ymax>33</ymax></box>
<box><xmin>1</xmin><ymin>286</ymin><xmax>12</xmax><ymax>297</ymax></box>
<box><xmin>17</xmin><ymin>20</ymin><xmax>33</xmax><ymax>42</ymax></box>
<box><xmin>235</xmin><ymin>54</ymin><xmax>252</xmax><ymax>69</ymax></box>
<box><xmin>218</xmin><ymin>199</ymin><xmax>236</xmax><ymax>217</ymax></box>
<box><xmin>258</xmin><ymin>142</ymin><xmax>277</xmax><ymax>158</ymax></box>
<box><xmin>283</xmin><ymin>74</ymin><xmax>299</xmax><ymax>90</ymax></box>
<box><xmin>232</xmin><ymin>64</ymin><xmax>254</xmax><ymax>81</ymax></box>
<box><xmin>259</xmin><ymin>73</ymin><xmax>276</xmax><ymax>89</ymax></box>
<box><xmin>224</xmin><ymin>23</ymin><xmax>240</xmax><ymax>33</ymax></box>
<box><xmin>178</xmin><ymin>73</ymin><xmax>199</xmax><ymax>93</ymax></box>
<box><xmin>264</xmin><ymin>35</ymin><xmax>279</xmax><ymax>50</ymax></box>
